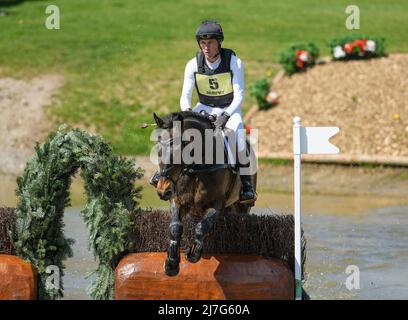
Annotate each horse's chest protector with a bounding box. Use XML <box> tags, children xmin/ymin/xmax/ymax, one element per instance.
<box><xmin>194</xmin><ymin>48</ymin><xmax>235</xmax><ymax>108</ymax></box>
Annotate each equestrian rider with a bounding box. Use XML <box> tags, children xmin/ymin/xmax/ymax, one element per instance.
<box><xmin>150</xmin><ymin>20</ymin><xmax>255</xmax><ymax>202</ymax></box>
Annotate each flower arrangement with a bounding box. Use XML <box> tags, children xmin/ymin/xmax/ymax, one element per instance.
<box><xmin>279</xmin><ymin>43</ymin><xmax>319</xmax><ymax>75</ymax></box>
<box><xmin>329</xmin><ymin>34</ymin><xmax>385</xmax><ymax>60</ymax></box>
<box><xmin>250</xmin><ymin>78</ymin><xmax>273</xmax><ymax>110</ymax></box>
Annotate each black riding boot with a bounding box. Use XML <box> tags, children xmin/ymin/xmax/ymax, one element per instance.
<box><xmin>149</xmin><ymin>171</ymin><xmax>161</xmax><ymax>187</ymax></box>
<box><xmin>237</xmin><ymin>144</ymin><xmax>256</xmax><ymax>202</ymax></box>
<box><xmin>240</xmin><ymin>174</ymin><xmax>256</xmax><ymax>202</ymax></box>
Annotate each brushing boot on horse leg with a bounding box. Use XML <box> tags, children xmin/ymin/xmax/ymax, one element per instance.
<box><xmin>164</xmin><ymin>199</ymin><xmax>183</xmax><ymax>276</ymax></box>
<box><xmin>185</xmin><ymin>207</ymin><xmax>217</xmax><ymax>263</ymax></box>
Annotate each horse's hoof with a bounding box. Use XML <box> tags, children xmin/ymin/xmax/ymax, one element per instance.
<box><xmin>186</xmin><ymin>254</ymin><xmax>200</xmax><ymax>263</ymax></box>
<box><xmin>164</xmin><ymin>258</ymin><xmax>180</xmax><ymax>276</ymax></box>
<box><xmin>185</xmin><ymin>246</ymin><xmax>201</xmax><ymax>263</ymax></box>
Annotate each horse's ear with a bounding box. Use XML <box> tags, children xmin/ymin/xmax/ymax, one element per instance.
<box><xmin>153</xmin><ymin>113</ymin><xmax>164</xmax><ymax>127</ymax></box>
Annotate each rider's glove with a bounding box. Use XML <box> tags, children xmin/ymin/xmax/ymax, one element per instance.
<box><xmin>214</xmin><ymin>111</ymin><xmax>230</xmax><ymax>131</ymax></box>
<box><xmin>208</xmin><ymin>114</ymin><xmax>217</xmax><ymax>122</ymax></box>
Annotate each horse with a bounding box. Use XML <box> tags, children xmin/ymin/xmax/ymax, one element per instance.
<box><xmin>151</xmin><ymin>110</ymin><xmax>257</xmax><ymax>276</ymax></box>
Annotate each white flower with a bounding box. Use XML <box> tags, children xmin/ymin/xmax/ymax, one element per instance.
<box><xmin>365</xmin><ymin>40</ymin><xmax>376</xmax><ymax>52</ymax></box>
<box><xmin>265</xmin><ymin>91</ymin><xmax>279</xmax><ymax>104</ymax></box>
<box><xmin>299</xmin><ymin>51</ymin><xmax>308</xmax><ymax>62</ymax></box>
<box><xmin>333</xmin><ymin>46</ymin><xmax>346</xmax><ymax>59</ymax></box>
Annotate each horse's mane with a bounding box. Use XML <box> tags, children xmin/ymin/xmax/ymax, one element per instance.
<box><xmin>157</xmin><ymin>110</ymin><xmax>220</xmax><ymax>166</ymax></box>
<box><xmin>162</xmin><ymin>111</ymin><xmax>214</xmax><ymax>130</ymax></box>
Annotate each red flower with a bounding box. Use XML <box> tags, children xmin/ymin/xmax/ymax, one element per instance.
<box><xmin>344</xmin><ymin>43</ymin><xmax>354</xmax><ymax>54</ymax></box>
<box><xmin>296</xmin><ymin>50</ymin><xmax>308</xmax><ymax>69</ymax></box>
<box><xmin>353</xmin><ymin>38</ymin><xmax>367</xmax><ymax>53</ymax></box>
<box><xmin>245</xmin><ymin>124</ymin><xmax>251</xmax><ymax>135</ymax></box>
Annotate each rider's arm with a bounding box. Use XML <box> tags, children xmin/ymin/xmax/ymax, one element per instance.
<box><xmin>224</xmin><ymin>55</ymin><xmax>244</xmax><ymax>116</ymax></box>
<box><xmin>180</xmin><ymin>58</ymin><xmax>197</xmax><ymax>111</ymax></box>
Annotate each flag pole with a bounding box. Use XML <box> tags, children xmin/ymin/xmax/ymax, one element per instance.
<box><xmin>293</xmin><ymin>116</ymin><xmax>302</xmax><ymax>300</ymax></box>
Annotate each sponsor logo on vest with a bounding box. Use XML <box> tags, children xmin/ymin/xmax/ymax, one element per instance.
<box><xmin>206</xmin><ymin>90</ymin><xmax>225</xmax><ymax>95</ymax></box>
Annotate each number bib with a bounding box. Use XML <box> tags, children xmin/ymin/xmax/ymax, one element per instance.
<box><xmin>194</xmin><ymin>72</ymin><xmax>233</xmax><ymax>97</ymax></box>
<box><xmin>194</xmin><ymin>48</ymin><xmax>235</xmax><ymax>108</ymax></box>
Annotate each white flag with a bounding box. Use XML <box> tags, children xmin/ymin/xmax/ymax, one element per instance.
<box><xmin>300</xmin><ymin>127</ymin><xmax>340</xmax><ymax>154</ymax></box>
<box><xmin>292</xmin><ymin>116</ymin><xmax>340</xmax><ymax>300</ymax></box>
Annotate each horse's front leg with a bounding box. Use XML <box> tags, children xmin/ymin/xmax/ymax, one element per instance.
<box><xmin>164</xmin><ymin>198</ymin><xmax>183</xmax><ymax>276</ymax></box>
<box><xmin>185</xmin><ymin>204</ymin><xmax>220</xmax><ymax>263</ymax></box>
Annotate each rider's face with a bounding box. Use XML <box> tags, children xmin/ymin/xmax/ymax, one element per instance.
<box><xmin>199</xmin><ymin>39</ymin><xmax>220</xmax><ymax>60</ymax></box>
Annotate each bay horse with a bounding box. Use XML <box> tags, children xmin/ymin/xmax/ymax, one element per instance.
<box><xmin>152</xmin><ymin>110</ymin><xmax>257</xmax><ymax>276</ymax></box>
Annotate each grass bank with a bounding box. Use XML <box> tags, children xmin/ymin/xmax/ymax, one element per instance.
<box><xmin>1</xmin><ymin>0</ymin><xmax>407</xmax><ymax>155</ymax></box>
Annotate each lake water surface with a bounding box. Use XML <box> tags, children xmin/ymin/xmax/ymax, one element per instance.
<box><xmin>60</xmin><ymin>204</ymin><xmax>408</xmax><ymax>300</ymax></box>
<box><xmin>1</xmin><ymin>174</ymin><xmax>407</xmax><ymax>300</ymax></box>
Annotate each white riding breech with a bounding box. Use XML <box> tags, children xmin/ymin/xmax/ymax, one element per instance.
<box><xmin>192</xmin><ymin>102</ymin><xmax>246</xmax><ymax>154</ymax></box>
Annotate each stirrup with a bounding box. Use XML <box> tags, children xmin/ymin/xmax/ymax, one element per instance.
<box><xmin>239</xmin><ymin>193</ymin><xmax>257</xmax><ymax>204</ymax></box>
<box><xmin>239</xmin><ymin>182</ymin><xmax>257</xmax><ymax>204</ymax></box>
<box><xmin>239</xmin><ymin>194</ymin><xmax>257</xmax><ymax>204</ymax></box>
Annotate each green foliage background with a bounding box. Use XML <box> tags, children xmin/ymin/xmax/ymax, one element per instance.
<box><xmin>12</xmin><ymin>125</ymin><xmax>144</xmax><ymax>299</ymax></box>
<box><xmin>250</xmin><ymin>78</ymin><xmax>272</xmax><ymax>110</ymax></box>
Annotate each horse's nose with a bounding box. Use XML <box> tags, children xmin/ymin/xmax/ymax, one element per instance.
<box><xmin>158</xmin><ymin>189</ymin><xmax>172</xmax><ymax>200</ymax></box>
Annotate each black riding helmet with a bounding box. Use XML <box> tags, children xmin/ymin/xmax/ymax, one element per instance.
<box><xmin>195</xmin><ymin>20</ymin><xmax>224</xmax><ymax>49</ymax></box>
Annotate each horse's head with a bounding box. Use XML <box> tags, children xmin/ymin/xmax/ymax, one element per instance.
<box><xmin>153</xmin><ymin>112</ymin><xmax>182</xmax><ymax>200</ymax></box>
<box><xmin>152</xmin><ymin>111</ymin><xmax>214</xmax><ymax>200</ymax></box>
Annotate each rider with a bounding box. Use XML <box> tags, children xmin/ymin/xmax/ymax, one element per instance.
<box><xmin>150</xmin><ymin>20</ymin><xmax>255</xmax><ymax>202</ymax></box>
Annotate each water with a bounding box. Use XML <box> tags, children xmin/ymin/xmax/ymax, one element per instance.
<box><xmin>59</xmin><ymin>205</ymin><xmax>408</xmax><ymax>300</ymax></box>
<box><xmin>2</xmin><ymin>172</ymin><xmax>408</xmax><ymax>299</ymax></box>
<box><xmin>62</xmin><ymin>208</ymin><xmax>97</xmax><ymax>300</ymax></box>
<box><xmin>302</xmin><ymin>205</ymin><xmax>408</xmax><ymax>299</ymax></box>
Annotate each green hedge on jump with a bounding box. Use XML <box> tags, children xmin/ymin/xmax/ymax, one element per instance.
<box><xmin>12</xmin><ymin>125</ymin><xmax>144</xmax><ymax>300</ymax></box>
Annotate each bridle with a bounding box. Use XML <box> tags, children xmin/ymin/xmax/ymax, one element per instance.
<box><xmin>156</xmin><ymin>111</ymin><xmax>217</xmax><ymax>196</ymax></box>
<box><xmin>157</xmin><ymin>136</ymin><xmax>187</xmax><ymax>195</ymax></box>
